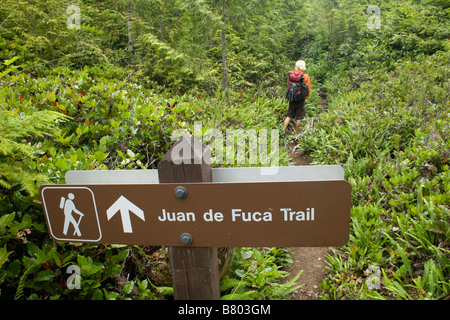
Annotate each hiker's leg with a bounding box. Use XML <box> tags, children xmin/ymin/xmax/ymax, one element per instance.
<box><xmin>295</xmin><ymin>120</ymin><xmax>301</xmax><ymax>133</ymax></box>
<box><xmin>285</xmin><ymin>102</ymin><xmax>296</xmax><ymax>132</ymax></box>
<box><xmin>283</xmin><ymin>117</ymin><xmax>291</xmax><ymax>131</ymax></box>
<box><xmin>295</xmin><ymin>100</ymin><xmax>306</xmax><ymax>133</ymax></box>
<box><xmin>72</xmin><ymin>218</ymin><xmax>82</xmax><ymax>236</ymax></box>
<box><xmin>63</xmin><ymin>217</ymin><xmax>70</xmax><ymax>235</ymax></box>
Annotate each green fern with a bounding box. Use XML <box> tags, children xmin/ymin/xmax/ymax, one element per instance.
<box><xmin>0</xmin><ymin>109</ymin><xmax>69</xmax><ymax>196</ymax></box>
<box><xmin>14</xmin><ymin>263</ymin><xmax>40</xmax><ymax>300</ymax></box>
<box><xmin>269</xmin><ymin>270</ymin><xmax>304</xmax><ymax>300</ymax></box>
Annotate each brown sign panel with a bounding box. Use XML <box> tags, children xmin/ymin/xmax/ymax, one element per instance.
<box><xmin>40</xmin><ymin>181</ymin><xmax>351</xmax><ymax>247</ymax></box>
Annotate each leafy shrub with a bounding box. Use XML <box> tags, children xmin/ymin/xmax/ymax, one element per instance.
<box><xmin>0</xmin><ymin>55</ymin><xmax>292</xmax><ymax>299</ymax></box>
<box><xmin>299</xmin><ymin>51</ymin><xmax>449</xmax><ymax>300</ymax></box>
<box><xmin>221</xmin><ymin>247</ymin><xmax>302</xmax><ymax>300</ymax></box>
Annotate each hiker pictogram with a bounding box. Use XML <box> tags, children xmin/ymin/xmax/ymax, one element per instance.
<box><xmin>41</xmin><ymin>186</ymin><xmax>102</xmax><ymax>242</ymax></box>
<box><xmin>60</xmin><ymin>193</ymin><xmax>85</xmax><ymax>236</ymax></box>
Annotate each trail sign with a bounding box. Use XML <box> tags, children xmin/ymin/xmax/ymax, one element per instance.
<box><xmin>39</xmin><ymin>135</ymin><xmax>352</xmax><ymax>300</ymax></box>
<box><xmin>39</xmin><ymin>180</ymin><xmax>351</xmax><ymax>247</ymax></box>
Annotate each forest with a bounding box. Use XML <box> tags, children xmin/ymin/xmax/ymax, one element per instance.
<box><xmin>0</xmin><ymin>0</ymin><xmax>449</xmax><ymax>300</ymax></box>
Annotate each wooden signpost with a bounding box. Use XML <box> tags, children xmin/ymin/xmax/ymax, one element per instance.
<box><xmin>39</xmin><ymin>135</ymin><xmax>352</xmax><ymax>300</ymax></box>
<box><xmin>157</xmin><ymin>135</ymin><xmax>220</xmax><ymax>300</ymax></box>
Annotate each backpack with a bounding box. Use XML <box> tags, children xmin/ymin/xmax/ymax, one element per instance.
<box><xmin>286</xmin><ymin>71</ymin><xmax>308</xmax><ymax>102</ymax></box>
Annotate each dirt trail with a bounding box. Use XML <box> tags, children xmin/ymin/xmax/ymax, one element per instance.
<box><xmin>282</xmin><ymin>141</ymin><xmax>331</xmax><ymax>300</ymax></box>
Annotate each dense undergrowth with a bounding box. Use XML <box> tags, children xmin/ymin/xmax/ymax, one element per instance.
<box><xmin>0</xmin><ymin>60</ymin><xmax>295</xmax><ymax>300</ymax></box>
<box><xmin>1</xmin><ymin>0</ymin><xmax>449</xmax><ymax>301</ymax></box>
<box><xmin>299</xmin><ymin>51</ymin><xmax>449</xmax><ymax>299</ymax></box>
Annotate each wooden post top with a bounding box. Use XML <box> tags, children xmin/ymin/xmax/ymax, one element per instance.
<box><xmin>158</xmin><ymin>134</ymin><xmax>212</xmax><ymax>184</ymax></box>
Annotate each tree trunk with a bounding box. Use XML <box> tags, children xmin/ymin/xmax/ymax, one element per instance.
<box><xmin>221</xmin><ymin>0</ymin><xmax>229</xmax><ymax>105</ymax></box>
<box><xmin>29</xmin><ymin>0</ymin><xmax>35</xmax><ymax>34</ymax></box>
<box><xmin>127</xmin><ymin>1</ymin><xmax>134</xmax><ymax>56</ymax></box>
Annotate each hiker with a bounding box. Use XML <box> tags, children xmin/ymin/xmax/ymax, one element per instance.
<box><xmin>62</xmin><ymin>193</ymin><xmax>84</xmax><ymax>236</ymax></box>
<box><xmin>283</xmin><ymin>60</ymin><xmax>311</xmax><ymax>133</ymax></box>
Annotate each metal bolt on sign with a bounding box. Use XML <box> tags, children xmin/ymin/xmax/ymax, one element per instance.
<box><xmin>180</xmin><ymin>233</ymin><xmax>193</xmax><ymax>245</ymax></box>
<box><xmin>174</xmin><ymin>186</ymin><xmax>188</xmax><ymax>199</ymax></box>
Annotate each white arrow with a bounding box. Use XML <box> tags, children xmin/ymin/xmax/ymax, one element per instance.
<box><xmin>106</xmin><ymin>195</ymin><xmax>145</xmax><ymax>233</ymax></box>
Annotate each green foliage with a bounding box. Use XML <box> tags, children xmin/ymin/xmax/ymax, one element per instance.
<box><xmin>299</xmin><ymin>51</ymin><xmax>449</xmax><ymax>300</ymax></box>
<box><xmin>221</xmin><ymin>247</ymin><xmax>302</xmax><ymax>300</ymax></box>
<box><xmin>0</xmin><ymin>52</ymin><xmax>71</xmax><ymax>196</ymax></box>
<box><xmin>0</xmin><ymin>206</ymin><xmax>130</xmax><ymax>300</ymax></box>
<box><xmin>0</xmin><ymin>0</ymin><xmax>448</xmax><ymax>301</ymax></box>
<box><xmin>298</xmin><ymin>0</ymin><xmax>449</xmax><ymax>75</ymax></box>
<box><xmin>0</xmin><ymin>109</ymin><xmax>68</xmax><ymax>195</ymax></box>
<box><xmin>0</xmin><ymin>44</ymin><xmax>291</xmax><ymax>301</ymax></box>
